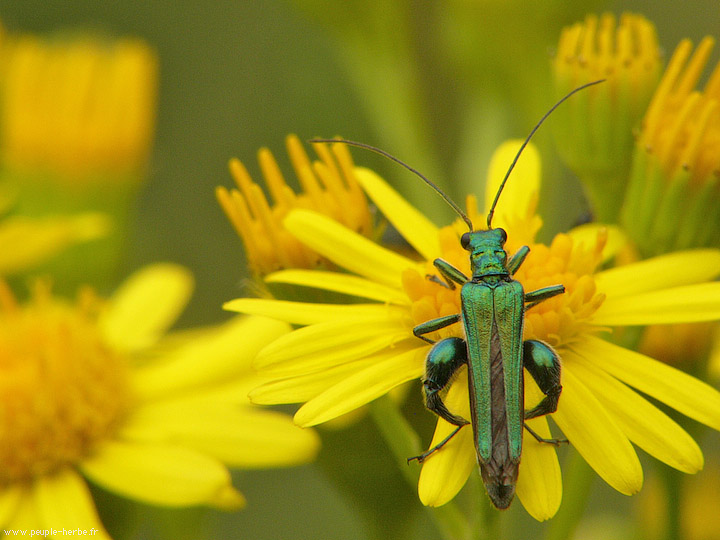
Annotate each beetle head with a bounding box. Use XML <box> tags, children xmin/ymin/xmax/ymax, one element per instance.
<box><xmin>462</xmin><ymin>228</ymin><xmax>508</xmax><ymax>279</ymax></box>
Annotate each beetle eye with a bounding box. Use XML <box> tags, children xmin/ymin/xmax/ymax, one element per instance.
<box><xmin>460</xmin><ymin>232</ymin><xmax>471</xmax><ymax>249</ymax></box>
<box><xmin>496</xmin><ymin>228</ymin><xmax>507</xmax><ymax>243</ymax></box>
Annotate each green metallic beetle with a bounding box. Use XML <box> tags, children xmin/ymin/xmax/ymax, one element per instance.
<box><xmin>407</xmin><ymin>81</ymin><xmax>603</xmax><ymax>509</ymax></box>
<box><xmin>409</xmin><ymin>210</ymin><xmax>565</xmax><ymax>509</ymax></box>
<box><xmin>312</xmin><ymin>78</ymin><xmax>603</xmax><ymax>510</ymax></box>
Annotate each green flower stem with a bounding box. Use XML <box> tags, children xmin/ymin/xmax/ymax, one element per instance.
<box><xmin>480</xmin><ymin>501</ymin><xmax>500</xmax><ymax>540</ymax></box>
<box><xmin>659</xmin><ymin>466</ymin><xmax>682</xmax><ymax>540</ymax></box>
<box><xmin>369</xmin><ymin>395</ymin><xmax>472</xmax><ymax>540</ymax></box>
<box><xmin>544</xmin><ymin>449</ymin><xmax>595</xmax><ymax>540</ymax></box>
<box><xmin>579</xmin><ymin>171</ymin><xmax>628</xmax><ymax>224</ymax></box>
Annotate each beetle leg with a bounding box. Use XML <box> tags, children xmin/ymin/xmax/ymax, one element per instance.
<box><xmin>413</xmin><ymin>314</ymin><xmax>461</xmax><ymax>344</ymax></box>
<box><xmin>522</xmin><ymin>340</ymin><xmax>562</xmax><ymax>420</ymax></box>
<box><xmin>523</xmin><ymin>422</ymin><xmax>568</xmax><ymax>446</ymax></box>
<box><xmin>507</xmin><ymin>245</ymin><xmax>530</xmax><ymax>274</ymax></box>
<box><xmin>408</xmin><ymin>424</ymin><xmax>467</xmax><ymax>464</ymax></box>
<box><xmin>423</xmin><ymin>337</ymin><xmax>470</xmax><ymax>426</ymax></box>
<box><xmin>429</xmin><ymin>258</ymin><xmax>469</xmax><ymax>290</ymax></box>
<box><xmin>524</xmin><ymin>284</ymin><xmax>565</xmax><ymax>310</ymax></box>
<box><xmin>409</xmin><ymin>336</ymin><xmax>470</xmax><ymax>463</ymax></box>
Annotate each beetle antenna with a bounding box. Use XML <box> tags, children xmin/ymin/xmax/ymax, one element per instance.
<box><xmin>486</xmin><ymin>79</ymin><xmax>605</xmax><ymax>229</ymax></box>
<box><xmin>309</xmin><ymin>138</ymin><xmax>474</xmax><ymax>232</ymax></box>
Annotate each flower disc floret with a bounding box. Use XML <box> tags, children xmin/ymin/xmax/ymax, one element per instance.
<box><xmin>0</xmin><ymin>283</ymin><xmax>129</xmax><ymax>483</ymax></box>
<box><xmin>402</xmin><ymin>225</ymin><xmax>606</xmax><ymax>350</ymax></box>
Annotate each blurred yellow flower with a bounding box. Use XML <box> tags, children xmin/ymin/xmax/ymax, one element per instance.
<box><xmin>0</xmin><ymin>29</ymin><xmax>157</xmax><ymax>181</ymax></box>
<box><xmin>0</xmin><ymin>22</ymin><xmax>161</xmax><ymax>290</ymax></box>
<box><xmin>0</xmin><ymin>265</ymin><xmax>319</xmax><ymax>536</ymax></box>
<box><xmin>639</xmin><ymin>458</ymin><xmax>720</xmax><ymax>540</ymax></box>
<box><xmin>227</xmin><ymin>140</ymin><xmax>720</xmax><ymax>520</ymax></box>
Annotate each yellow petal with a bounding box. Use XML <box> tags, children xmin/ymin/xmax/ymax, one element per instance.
<box><xmin>484</xmin><ymin>140</ymin><xmax>540</xmax><ymax>230</ymax></box>
<box><xmin>418</xmin><ymin>368</ymin><xmax>476</xmax><ymax>506</ymax></box>
<box><xmin>132</xmin><ymin>315</ymin><xmax>289</xmax><ymax>402</ymax></box>
<box><xmin>224</xmin><ymin>297</ymin><xmax>407</xmax><ymax>325</ymax></box>
<box><xmin>354</xmin><ymin>167</ymin><xmax>441</xmax><ymax>260</ymax></box>
<box><xmin>570</xmin><ymin>353</ymin><xmax>703</xmax><ymax>473</ymax></box>
<box><xmin>120</xmin><ymin>400</ymin><xmax>319</xmax><ymax>468</ymax></box>
<box><xmin>79</xmin><ymin>440</ymin><xmax>234</xmax><ymax>507</ymax></box>
<box><xmin>100</xmin><ymin>263</ymin><xmax>194</xmax><ymax>352</ymax></box>
<box><xmin>250</xmin><ymin>356</ymin><xmax>376</xmax><ymax>404</ymax></box>
<box><xmin>552</xmin><ymin>365</ymin><xmax>643</xmax><ymax>495</ymax></box>
<box><xmin>210</xmin><ymin>485</ymin><xmax>246</xmax><ymax>510</ymax></box>
<box><xmin>417</xmin><ymin>423</ymin><xmax>476</xmax><ymax>507</ymax></box>
<box><xmin>594</xmin><ymin>249</ymin><xmax>720</xmax><ymax>298</ymax></box>
<box><xmin>265</xmin><ymin>269</ymin><xmax>410</xmax><ymax>304</ymax></box>
<box><xmin>0</xmin><ymin>213</ymin><xmax>110</xmax><ymax>275</ymax></box>
<box><xmin>594</xmin><ymin>282</ymin><xmax>720</xmax><ymax>326</ymax></box>
<box><xmin>515</xmin><ymin>418</ymin><xmax>562</xmax><ymax>521</ymax></box>
<box><xmin>0</xmin><ymin>484</ymin><xmax>24</xmax><ymax>528</ymax></box>
<box><xmin>294</xmin><ymin>347</ymin><xmax>425</xmax><ymax>426</ymax></box>
<box><xmin>33</xmin><ymin>468</ymin><xmax>111</xmax><ymax>539</ymax></box>
<box><xmin>255</xmin><ymin>319</ymin><xmax>411</xmax><ymax>376</ymax></box>
<box><xmin>568</xmin><ymin>223</ymin><xmax>628</xmax><ymax>262</ymax></box>
<box><xmin>574</xmin><ymin>336</ymin><xmax>720</xmax><ymax>431</ymax></box>
<box><xmin>284</xmin><ymin>209</ymin><xmax>416</xmax><ymax>287</ymax></box>
<box><xmin>5</xmin><ymin>487</ymin><xmax>38</xmax><ymax>533</ymax></box>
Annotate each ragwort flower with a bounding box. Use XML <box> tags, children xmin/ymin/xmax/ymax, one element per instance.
<box><xmin>216</xmin><ymin>134</ymin><xmax>373</xmax><ymax>277</ymax></box>
<box><xmin>0</xmin><ymin>24</ymin><xmax>160</xmax><ymax>290</ymax></box>
<box><xmin>552</xmin><ymin>12</ymin><xmax>662</xmax><ymax>221</ymax></box>
<box><xmin>621</xmin><ymin>36</ymin><xmax>720</xmax><ymax>256</ymax></box>
<box><xmin>0</xmin><ymin>265</ymin><xmax>318</xmax><ymax>536</ymax></box>
<box><xmin>226</xmin><ymin>141</ymin><xmax>720</xmax><ymax>520</ymax></box>
<box><xmin>0</xmin><ymin>30</ymin><xmax>157</xmax><ymax>179</ymax></box>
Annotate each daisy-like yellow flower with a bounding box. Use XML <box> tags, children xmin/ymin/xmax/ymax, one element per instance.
<box><xmin>0</xmin><ymin>265</ymin><xmax>319</xmax><ymax>536</ymax></box>
<box><xmin>216</xmin><ymin>135</ymin><xmax>373</xmax><ymax>277</ymax></box>
<box><xmin>226</xmin><ymin>140</ymin><xmax>720</xmax><ymax>520</ymax></box>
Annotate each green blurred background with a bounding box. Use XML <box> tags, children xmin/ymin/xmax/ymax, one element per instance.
<box><xmin>1</xmin><ymin>1</ymin><xmax>717</xmax><ymax>539</ymax></box>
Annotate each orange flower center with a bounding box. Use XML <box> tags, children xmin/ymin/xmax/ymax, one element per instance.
<box><xmin>401</xmin><ymin>226</ymin><xmax>607</xmax><ymax>349</ymax></box>
<box><xmin>0</xmin><ymin>282</ymin><xmax>129</xmax><ymax>483</ymax></box>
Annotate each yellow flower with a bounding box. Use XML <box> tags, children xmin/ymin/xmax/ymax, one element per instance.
<box><xmin>0</xmin><ymin>29</ymin><xmax>157</xmax><ymax>181</ymax></box>
<box><xmin>226</xmin><ymin>141</ymin><xmax>720</xmax><ymax>520</ymax></box>
<box><xmin>216</xmin><ymin>135</ymin><xmax>373</xmax><ymax>277</ymax></box>
<box><xmin>0</xmin><ymin>23</ymin><xmax>160</xmax><ymax>289</ymax></box>
<box><xmin>621</xmin><ymin>36</ymin><xmax>720</xmax><ymax>255</ymax></box>
<box><xmin>0</xmin><ymin>265</ymin><xmax>319</xmax><ymax>536</ymax></box>
<box><xmin>552</xmin><ymin>12</ymin><xmax>662</xmax><ymax>221</ymax></box>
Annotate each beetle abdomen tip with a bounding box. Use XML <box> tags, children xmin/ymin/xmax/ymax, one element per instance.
<box><xmin>487</xmin><ymin>482</ymin><xmax>515</xmax><ymax>509</ymax></box>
